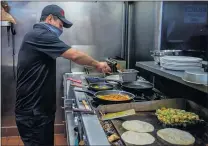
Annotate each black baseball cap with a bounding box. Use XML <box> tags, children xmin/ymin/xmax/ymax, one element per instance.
<box><xmin>41</xmin><ymin>4</ymin><xmax>73</xmax><ymax>28</ymax></box>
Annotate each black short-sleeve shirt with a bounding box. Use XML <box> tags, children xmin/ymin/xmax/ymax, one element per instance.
<box><xmin>15</xmin><ymin>23</ymin><xmax>70</xmax><ymax>115</ymax></box>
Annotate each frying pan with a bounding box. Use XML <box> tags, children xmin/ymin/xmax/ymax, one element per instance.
<box><xmin>105</xmin><ymin>80</ymin><xmax>153</xmax><ymax>93</ymax></box>
<box><xmin>121</xmin><ymin>81</ymin><xmax>153</xmax><ymax>93</ymax></box>
<box><xmin>75</xmin><ymin>89</ymin><xmax>135</xmax><ymax>104</ymax></box>
<box><xmin>71</xmin><ymin>82</ymin><xmax>114</xmax><ymax>92</ymax></box>
<box><xmin>89</xmin><ymin>83</ymin><xmax>114</xmax><ymax>91</ymax></box>
<box><xmin>69</xmin><ymin>77</ymin><xmax>114</xmax><ymax>91</ymax></box>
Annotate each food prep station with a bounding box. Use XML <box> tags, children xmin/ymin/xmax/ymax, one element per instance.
<box><xmin>1</xmin><ymin>1</ymin><xmax>207</xmax><ymax>144</ymax></box>
<box><xmin>62</xmin><ymin>70</ymin><xmax>208</xmax><ymax>146</ymax></box>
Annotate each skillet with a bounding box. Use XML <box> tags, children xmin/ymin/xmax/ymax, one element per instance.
<box><xmin>74</xmin><ymin>89</ymin><xmax>135</xmax><ymax>104</ymax></box>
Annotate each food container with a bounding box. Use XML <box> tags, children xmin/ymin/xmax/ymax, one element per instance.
<box><xmin>150</xmin><ymin>50</ymin><xmax>182</xmax><ymax>64</ymax></box>
<box><xmin>151</xmin><ymin>55</ymin><xmax>161</xmax><ymax>64</ymax></box>
<box><xmin>161</xmin><ymin>50</ymin><xmax>182</xmax><ymax>56</ymax></box>
<box><xmin>118</xmin><ymin>69</ymin><xmax>139</xmax><ymax>82</ymax></box>
<box><xmin>150</xmin><ymin>51</ymin><xmax>164</xmax><ymax>64</ymax></box>
<box><xmin>182</xmin><ymin>69</ymin><xmax>208</xmax><ymax>85</ymax></box>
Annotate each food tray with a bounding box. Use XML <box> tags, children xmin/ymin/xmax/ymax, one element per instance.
<box><xmin>97</xmin><ymin>98</ymin><xmax>208</xmax><ymax>146</ymax></box>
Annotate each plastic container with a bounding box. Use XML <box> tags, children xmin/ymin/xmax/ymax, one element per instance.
<box><xmin>118</xmin><ymin>69</ymin><xmax>139</xmax><ymax>82</ymax></box>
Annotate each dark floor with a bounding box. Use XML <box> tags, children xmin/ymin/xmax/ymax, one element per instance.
<box><xmin>1</xmin><ymin>134</ymin><xmax>68</xmax><ymax>146</ymax></box>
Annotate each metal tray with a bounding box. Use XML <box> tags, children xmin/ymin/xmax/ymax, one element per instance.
<box><xmin>97</xmin><ymin>98</ymin><xmax>208</xmax><ymax>146</ymax></box>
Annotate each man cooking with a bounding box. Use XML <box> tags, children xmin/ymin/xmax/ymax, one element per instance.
<box><xmin>15</xmin><ymin>4</ymin><xmax>111</xmax><ymax>146</ymax></box>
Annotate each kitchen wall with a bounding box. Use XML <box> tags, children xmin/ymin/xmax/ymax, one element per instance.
<box><xmin>129</xmin><ymin>1</ymin><xmax>162</xmax><ymax>65</ymax></box>
<box><xmin>1</xmin><ymin>1</ymin><xmax>123</xmax><ymax>127</ymax></box>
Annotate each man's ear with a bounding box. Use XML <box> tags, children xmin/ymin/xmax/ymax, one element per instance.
<box><xmin>45</xmin><ymin>14</ymin><xmax>53</xmax><ymax>22</ymax></box>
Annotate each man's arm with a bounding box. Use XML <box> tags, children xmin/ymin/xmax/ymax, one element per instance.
<box><xmin>61</xmin><ymin>48</ymin><xmax>111</xmax><ymax>73</ymax></box>
<box><xmin>61</xmin><ymin>48</ymin><xmax>99</xmax><ymax>68</ymax></box>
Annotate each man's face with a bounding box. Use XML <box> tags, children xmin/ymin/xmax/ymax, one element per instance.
<box><xmin>45</xmin><ymin>14</ymin><xmax>63</xmax><ymax>30</ymax></box>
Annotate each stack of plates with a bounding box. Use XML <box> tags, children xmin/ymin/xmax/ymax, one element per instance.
<box><xmin>160</xmin><ymin>56</ymin><xmax>202</xmax><ymax>71</ymax></box>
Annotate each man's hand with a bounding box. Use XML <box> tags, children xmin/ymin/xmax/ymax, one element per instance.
<box><xmin>96</xmin><ymin>62</ymin><xmax>111</xmax><ymax>73</ymax></box>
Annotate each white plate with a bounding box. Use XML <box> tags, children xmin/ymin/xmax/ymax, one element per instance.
<box><xmin>182</xmin><ymin>77</ymin><xmax>208</xmax><ymax>86</ymax></box>
<box><xmin>161</xmin><ymin>65</ymin><xmax>202</xmax><ymax>71</ymax></box>
<box><xmin>160</xmin><ymin>62</ymin><xmax>202</xmax><ymax>66</ymax></box>
<box><xmin>160</xmin><ymin>63</ymin><xmax>202</xmax><ymax>68</ymax></box>
<box><xmin>183</xmin><ymin>69</ymin><xmax>208</xmax><ymax>85</ymax></box>
<box><xmin>161</xmin><ymin>56</ymin><xmax>202</xmax><ymax>63</ymax></box>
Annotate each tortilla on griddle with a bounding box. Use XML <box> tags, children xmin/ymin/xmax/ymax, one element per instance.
<box><xmin>122</xmin><ymin>120</ymin><xmax>154</xmax><ymax>132</ymax></box>
<box><xmin>121</xmin><ymin>131</ymin><xmax>155</xmax><ymax>145</ymax></box>
<box><xmin>157</xmin><ymin>128</ymin><xmax>195</xmax><ymax>145</ymax></box>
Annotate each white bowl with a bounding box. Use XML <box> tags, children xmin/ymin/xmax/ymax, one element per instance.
<box><xmin>183</xmin><ymin>69</ymin><xmax>208</xmax><ymax>85</ymax></box>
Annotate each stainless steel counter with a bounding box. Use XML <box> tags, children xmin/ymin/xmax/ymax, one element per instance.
<box><xmin>63</xmin><ymin>72</ymin><xmax>110</xmax><ymax>146</ymax></box>
<box><xmin>136</xmin><ymin>61</ymin><xmax>208</xmax><ymax>94</ymax></box>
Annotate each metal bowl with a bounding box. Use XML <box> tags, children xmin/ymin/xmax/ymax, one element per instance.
<box><xmin>150</xmin><ymin>50</ymin><xmax>182</xmax><ymax>56</ymax></box>
<box><xmin>182</xmin><ymin>69</ymin><xmax>208</xmax><ymax>85</ymax></box>
<box><xmin>161</xmin><ymin>50</ymin><xmax>182</xmax><ymax>56</ymax></box>
<box><xmin>150</xmin><ymin>50</ymin><xmax>182</xmax><ymax>64</ymax></box>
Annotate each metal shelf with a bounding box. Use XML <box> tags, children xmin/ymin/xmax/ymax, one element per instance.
<box><xmin>1</xmin><ymin>21</ymin><xmax>11</xmax><ymax>27</ymax></box>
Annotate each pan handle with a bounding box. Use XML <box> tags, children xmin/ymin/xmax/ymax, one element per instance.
<box><xmin>67</xmin><ymin>78</ymin><xmax>82</xmax><ymax>84</ymax></box>
<box><xmin>74</xmin><ymin>89</ymin><xmax>95</xmax><ymax>95</ymax></box>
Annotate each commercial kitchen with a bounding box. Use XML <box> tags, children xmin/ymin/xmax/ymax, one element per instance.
<box><xmin>1</xmin><ymin>1</ymin><xmax>208</xmax><ymax>146</ymax></box>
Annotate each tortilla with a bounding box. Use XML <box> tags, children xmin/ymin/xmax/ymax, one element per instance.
<box><xmin>157</xmin><ymin>128</ymin><xmax>195</xmax><ymax>145</ymax></box>
<box><xmin>122</xmin><ymin>120</ymin><xmax>154</xmax><ymax>132</ymax></box>
<box><xmin>121</xmin><ymin>131</ymin><xmax>155</xmax><ymax>145</ymax></box>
